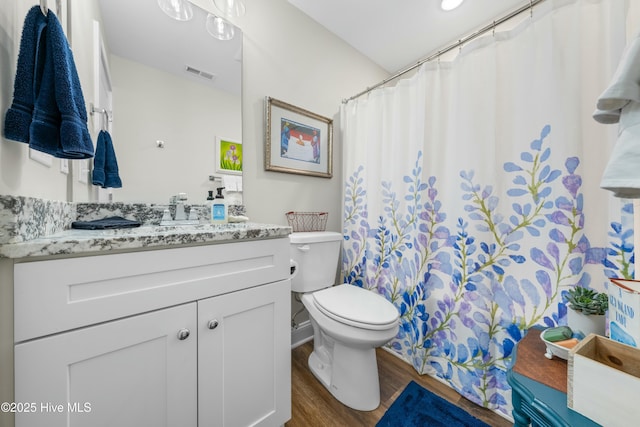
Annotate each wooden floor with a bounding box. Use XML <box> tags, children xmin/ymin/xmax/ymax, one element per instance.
<box><xmin>286</xmin><ymin>341</ymin><xmax>512</xmax><ymax>427</ymax></box>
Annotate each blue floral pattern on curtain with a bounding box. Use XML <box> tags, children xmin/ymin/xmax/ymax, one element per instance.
<box><xmin>342</xmin><ymin>125</ymin><xmax>634</xmax><ymax>415</ymax></box>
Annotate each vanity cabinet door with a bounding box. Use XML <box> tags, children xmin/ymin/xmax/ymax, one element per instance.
<box><xmin>198</xmin><ymin>279</ymin><xmax>291</xmax><ymax>427</ymax></box>
<box><xmin>14</xmin><ymin>303</ymin><xmax>198</xmax><ymax>427</ymax></box>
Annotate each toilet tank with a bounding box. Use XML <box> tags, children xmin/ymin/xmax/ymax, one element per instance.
<box><xmin>289</xmin><ymin>231</ymin><xmax>343</xmax><ymax>293</ymax></box>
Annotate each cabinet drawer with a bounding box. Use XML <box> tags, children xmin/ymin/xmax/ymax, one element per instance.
<box><xmin>14</xmin><ymin>238</ymin><xmax>290</xmax><ymax>342</ymax></box>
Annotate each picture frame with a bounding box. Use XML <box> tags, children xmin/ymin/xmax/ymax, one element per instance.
<box><xmin>215</xmin><ymin>137</ymin><xmax>242</xmax><ymax>175</ymax></box>
<box><xmin>264</xmin><ymin>96</ymin><xmax>333</xmax><ymax>178</ymax></box>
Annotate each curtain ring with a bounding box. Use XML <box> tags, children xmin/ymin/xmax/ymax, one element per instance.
<box><xmin>492</xmin><ymin>21</ymin><xmax>496</xmax><ymax>37</ymax></box>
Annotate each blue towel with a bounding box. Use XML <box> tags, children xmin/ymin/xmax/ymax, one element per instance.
<box><xmin>4</xmin><ymin>6</ymin><xmax>94</xmax><ymax>159</ymax></box>
<box><xmin>3</xmin><ymin>6</ymin><xmax>47</xmax><ymax>143</ymax></box>
<box><xmin>92</xmin><ymin>131</ymin><xmax>106</xmax><ymax>186</ymax></box>
<box><xmin>103</xmin><ymin>131</ymin><xmax>122</xmax><ymax>188</ymax></box>
<box><xmin>92</xmin><ymin>130</ymin><xmax>122</xmax><ymax>188</ymax></box>
<box><xmin>71</xmin><ymin>216</ymin><xmax>141</xmax><ymax>230</ymax></box>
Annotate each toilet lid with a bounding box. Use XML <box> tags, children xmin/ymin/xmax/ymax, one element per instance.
<box><xmin>312</xmin><ymin>284</ymin><xmax>399</xmax><ymax>330</ymax></box>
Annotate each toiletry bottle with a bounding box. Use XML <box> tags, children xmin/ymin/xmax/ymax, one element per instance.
<box><xmin>211</xmin><ymin>187</ymin><xmax>228</xmax><ymax>224</ymax></box>
<box><xmin>205</xmin><ymin>190</ymin><xmax>215</xmax><ymax>223</ymax></box>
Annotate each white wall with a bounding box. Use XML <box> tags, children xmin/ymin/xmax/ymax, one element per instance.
<box><xmin>0</xmin><ymin>1</ymin><xmax>72</xmax><ymax>200</ymax></box>
<box><xmin>238</xmin><ymin>0</ymin><xmax>388</xmax><ymax>231</ymax></box>
<box><xmin>108</xmin><ymin>55</ymin><xmax>242</xmax><ymax>204</ymax></box>
<box><xmin>232</xmin><ymin>0</ymin><xmax>389</xmax><ymax>328</ymax></box>
<box><xmin>0</xmin><ymin>0</ymin><xmax>103</xmax><ymax>201</ymax></box>
<box><xmin>68</xmin><ymin>0</ymin><xmax>102</xmax><ymax>202</ymax></box>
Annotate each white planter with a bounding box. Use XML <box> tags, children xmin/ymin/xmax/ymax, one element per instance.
<box><xmin>567</xmin><ymin>307</ymin><xmax>606</xmax><ymax>336</ymax></box>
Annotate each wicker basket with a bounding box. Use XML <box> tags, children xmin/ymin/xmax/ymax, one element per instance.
<box><xmin>285</xmin><ymin>211</ymin><xmax>328</xmax><ymax>232</ymax></box>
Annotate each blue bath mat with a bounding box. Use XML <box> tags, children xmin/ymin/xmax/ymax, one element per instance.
<box><xmin>376</xmin><ymin>381</ymin><xmax>490</xmax><ymax>427</ymax></box>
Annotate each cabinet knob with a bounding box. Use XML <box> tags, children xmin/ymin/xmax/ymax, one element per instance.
<box><xmin>208</xmin><ymin>319</ymin><xmax>219</xmax><ymax>330</ymax></box>
<box><xmin>177</xmin><ymin>328</ymin><xmax>190</xmax><ymax>340</ymax></box>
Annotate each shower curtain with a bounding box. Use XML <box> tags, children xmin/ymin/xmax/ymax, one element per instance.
<box><xmin>341</xmin><ymin>0</ymin><xmax>634</xmax><ymax>417</ymax></box>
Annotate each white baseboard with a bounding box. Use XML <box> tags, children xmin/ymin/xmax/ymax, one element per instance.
<box><xmin>291</xmin><ymin>320</ymin><xmax>313</xmax><ymax>349</ymax></box>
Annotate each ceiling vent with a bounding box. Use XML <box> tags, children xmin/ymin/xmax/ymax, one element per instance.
<box><xmin>185</xmin><ymin>65</ymin><xmax>216</xmax><ymax>81</ymax></box>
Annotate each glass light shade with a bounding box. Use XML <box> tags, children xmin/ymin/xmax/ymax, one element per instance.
<box><xmin>157</xmin><ymin>0</ymin><xmax>194</xmax><ymax>21</ymax></box>
<box><xmin>441</xmin><ymin>0</ymin><xmax>464</xmax><ymax>11</ymax></box>
<box><xmin>206</xmin><ymin>14</ymin><xmax>235</xmax><ymax>41</ymax></box>
<box><xmin>212</xmin><ymin>0</ymin><xmax>246</xmax><ymax>18</ymax></box>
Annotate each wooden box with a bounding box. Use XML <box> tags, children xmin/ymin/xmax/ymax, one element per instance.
<box><xmin>568</xmin><ymin>334</ymin><xmax>640</xmax><ymax>426</ymax></box>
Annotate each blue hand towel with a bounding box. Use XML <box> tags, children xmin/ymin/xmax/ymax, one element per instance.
<box><xmin>103</xmin><ymin>131</ymin><xmax>122</xmax><ymax>188</ymax></box>
<box><xmin>71</xmin><ymin>216</ymin><xmax>141</xmax><ymax>230</ymax></box>
<box><xmin>92</xmin><ymin>130</ymin><xmax>122</xmax><ymax>188</ymax></box>
<box><xmin>28</xmin><ymin>9</ymin><xmax>94</xmax><ymax>159</ymax></box>
<box><xmin>3</xmin><ymin>6</ymin><xmax>47</xmax><ymax>143</ymax></box>
<box><xmin>92</xmin><ymin>131</ymin><xmax>107</xmax><ymax>187</ymax></box>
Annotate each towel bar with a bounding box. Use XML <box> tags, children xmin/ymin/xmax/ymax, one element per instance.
<box><xmin>39</xmin><ymin>0</ymin><xmax>61</xmax><ymax>16</ymax></box>
<box><xmin>90</xmin><ymin>103</ymin><xmax>113</xmax><ymax>122</ymax></box>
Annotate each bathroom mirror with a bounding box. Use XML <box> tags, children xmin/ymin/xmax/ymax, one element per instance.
<box><xmin>80</xmin><ymin>0</ymin><xmax>242</xmax><ymax>204</ymax></box>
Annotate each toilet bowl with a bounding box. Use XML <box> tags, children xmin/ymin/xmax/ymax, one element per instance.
<box><xmin>290</xmin><ymin>232</ymin><xmax>399</xmax><ymax>411</ymax></box>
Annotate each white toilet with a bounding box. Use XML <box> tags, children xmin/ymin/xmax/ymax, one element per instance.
<box><xmin>290</xmin><ymin>231</ymin><xmax>399</xmax><ymax>411</ymax></box>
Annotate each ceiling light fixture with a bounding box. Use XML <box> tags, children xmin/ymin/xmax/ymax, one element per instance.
<box><xmin>441</xmin><ymin>0</ymin><xmax>464</xmax><ymax>11</ymax></box>
<box><xmin>157</xmin><ymin>0</ymin><xmax>193</xmax><ymax>21</ymax></box>
<box><xmin>157</xmin><ymin>0</ymin><xmax>239</xmax><ymax>42</ymax></box>
<box><xmin>206</xmin><ymin>14</ymin><xmax>235</xmax><ymax>41</ymax></box>
<box><xmin>212</xmin><ymin>0</ymin><xmax>246</xmax><ymax>18</ymax></box>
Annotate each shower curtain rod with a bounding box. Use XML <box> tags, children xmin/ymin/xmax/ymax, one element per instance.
<box><xmin>343</xmin><ymin>0</ymin><xmax>546</xmax><ymax>103</ymax></box>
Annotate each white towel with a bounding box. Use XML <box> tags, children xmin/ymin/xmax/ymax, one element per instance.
<box><xmin>222</xmin><ymin>175</ymin><xmax>243</xmax><ymax>192</ymax></box>
<box><xmin>600</xmin><ymin>101</ymin><xmax>640</xmax><ymax>198</ymax></box>
<box><xmin>594</xmin><ymin>31</ymin><xmax>640</xmax><ymax>124</ymax></box>
<box><xmin>595</xmin><ymin>30</ymin><xmax>640</xmax><ymax>198</ymax></box>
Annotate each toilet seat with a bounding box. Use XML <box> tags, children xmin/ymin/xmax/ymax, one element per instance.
<box><xmin>312</xmin><ymin>284</ymin><xmax>399</xmax><ymax>330</ymax></box>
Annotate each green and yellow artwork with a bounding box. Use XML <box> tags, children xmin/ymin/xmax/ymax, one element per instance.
<box><xmin>217</xmin><ymin>138</ymin><xmax>242</xmax><ymax>173</ymax></box>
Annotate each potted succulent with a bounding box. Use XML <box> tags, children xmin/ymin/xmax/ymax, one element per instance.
<box><xmin>564</xmin><ymin>286</ymin><xmax>608</xmax><ymax>336</ymax></box>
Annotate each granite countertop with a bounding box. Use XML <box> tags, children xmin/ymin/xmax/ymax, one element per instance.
<box><xmin>0</xmin><ymin>222</ymin><xmax>292</xmax><ymax>259</ymax></box>
<box><xmin>0</xmin><ymin>196</ymin><xmax>291</xmax><ymax>259</ymax></box>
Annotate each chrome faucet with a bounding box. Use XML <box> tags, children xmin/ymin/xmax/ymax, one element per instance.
<box><xmin>173</xmin><ymin>193</ymin><xmax>187</xmax><ymax>221</ymax></box>
<box><xmin>161</xmin><ymin>193</ymin><xmax>198</xmax><ymax>225</ymax></box>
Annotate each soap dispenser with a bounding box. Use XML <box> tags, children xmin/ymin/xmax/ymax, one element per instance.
<box><xmin>205</xmin><ymin>190</ymin><xmax>215</xmax><ymax>223</ymax></box>
<box><xmin>211</xmin><ymin>187</ymin><xmax>228</xmax><ymax>224</ymax></box>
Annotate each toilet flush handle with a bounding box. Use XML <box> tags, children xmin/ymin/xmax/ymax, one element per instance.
<box><xmin>296</xmin><ymin>244</ymin><xmax>310</xmax><ymax>252</ymax></box>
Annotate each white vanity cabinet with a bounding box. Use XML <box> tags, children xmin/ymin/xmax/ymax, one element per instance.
<box><xmin>15</xmin><ymin>302</ymin><xmax>199</xmax><ymax>427</ymax></box>
<box><xmin>9</xmin><ymin>238</ymin><xmax>291</xmax><ymax>427</ymax></box>
<box><xmin>198</xmin><ymin>282</ymin><xmax>290</xmax><ymax>426</ymax></box>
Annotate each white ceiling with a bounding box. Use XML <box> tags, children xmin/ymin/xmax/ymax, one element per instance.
<box><xmin>288</xmin><ymin>0</ymin><xmax>525</xmax><ymax>73</ymax></box>
<box><xmin>97</xmin><ymin>0</ymin><xmax>528</xmax><ymax>94</ymax></box>
<box><xmin>97</xmin><ymin>0</ymin><xmax>242</xmax><ymax>95</ymax></box>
